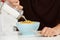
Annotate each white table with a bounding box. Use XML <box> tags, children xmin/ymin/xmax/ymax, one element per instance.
<box><xmin>0</xmin><ymin>32</ymin><xmax>60</xmax><ymax>40</ymax></box>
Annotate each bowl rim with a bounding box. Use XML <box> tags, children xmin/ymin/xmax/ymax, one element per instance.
<box><xmin>17</xmin><ymin>21</ymin><xmax>40</xmax><ymax>25</ymax></box>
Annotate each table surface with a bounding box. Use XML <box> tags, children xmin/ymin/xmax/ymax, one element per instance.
<box><xmin>0</xmin><ymin>32</ymin><xmax>60</xmax><ymax>40</ymax></box>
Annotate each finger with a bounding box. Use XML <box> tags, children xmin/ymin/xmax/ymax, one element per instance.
<box><xmin>51</xmin><ymin>29</ymin><xmax>59</xmax><ymax>36</ymax></box>
<box><xmin>38</xmin><ymin>31</ymin><xmax>41</xmax><ymax>33</ymax></box>
<box><xmin>15</xmin><ymin>5</ymin><xmax>23</xmax><ymax>10</ymax></box>
<box><xmin>12</xmin><ymin>2</ymin><xmax>19</xmax><ymax>6</ymax></box>
<box><xmin>44</xmin><ymin>28</ymin><xmax>51</xmax><ymax>37</ymax></box>
<box><xmin>41</xmin><ymin>27</ymin><xmax>48</xmax><ymax>36</ymax></box>
<box><xmin>47</xmin><ymin>28</ymin><xmax>58</xmax><ymax>37</ymax></box>
<box><xmin>18</xmin><ymin>5</ymin><xmax>23</xmax><ymax>10</ymax></box>
<box><xmin>47</xmin><ymin>28</ymin><xmax>54</xmax><ymax>37</ymax></box>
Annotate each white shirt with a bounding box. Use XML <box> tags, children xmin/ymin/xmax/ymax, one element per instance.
<box><xmin>0</xmin><ymin>2</ymin><xmax>23</xmax><ymax>35</ymax></box>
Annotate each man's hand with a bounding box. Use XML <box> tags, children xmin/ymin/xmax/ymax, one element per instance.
<box><xmin>7</xmin><ymin>0</ymin><xmax>23</xmax><ymax>10</ymax></box>
<box><xmin>40</xmin><ymin>24</ymin><xmax>60</xmax><ymax>37</ymax></box>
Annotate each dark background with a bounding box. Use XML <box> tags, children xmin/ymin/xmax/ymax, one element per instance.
<box><xmin>19</xmin><ymin>0</ymin><xmax>60</xmax><ymax>30</ymax></box>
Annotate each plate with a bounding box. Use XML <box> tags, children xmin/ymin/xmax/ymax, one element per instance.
<box><xmin>18</xmin><ymin>31</ymin><xmax>42</xmax><ymax>37</ymax></box>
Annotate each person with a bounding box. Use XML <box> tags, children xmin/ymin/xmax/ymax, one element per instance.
<box><xmin>8</xmin><ymin>0</ymin><xmax>60</xmax><ymax>37</ymax></box>
<box><xmin>0</xmin><ymin>0</ymin><xmax>23</xmax><ymax>35</ymax></box>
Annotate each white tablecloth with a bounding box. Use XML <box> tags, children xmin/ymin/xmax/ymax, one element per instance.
<box><xmin>0</xmin><ymin>32</ymin><xmax>60</xmax><ymax>40</ymax></box>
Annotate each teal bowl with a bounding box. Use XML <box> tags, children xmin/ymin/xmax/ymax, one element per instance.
<box><xmin>16</xmin><ymin>21</ymin><xmax>40</xmax><ymax>36</ymax></box>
